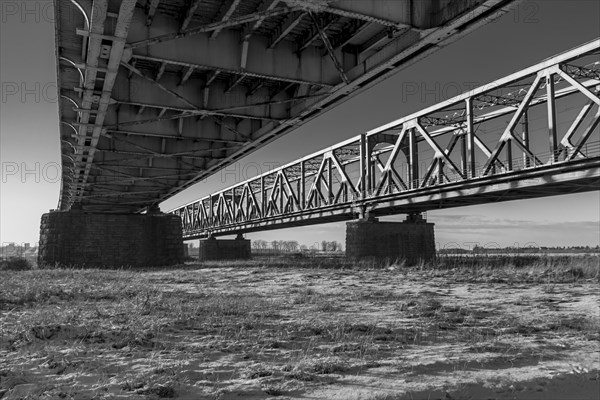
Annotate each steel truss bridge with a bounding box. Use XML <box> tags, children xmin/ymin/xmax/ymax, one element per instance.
<box><xmin>55</xmin><ymin>0</ymin><xmax>523</xmax><ymax>212</ymax></box>
<box><xmin>172</xmin><ymin>40</ymin><xmax>600</xmax><ymax>239</ymax></box>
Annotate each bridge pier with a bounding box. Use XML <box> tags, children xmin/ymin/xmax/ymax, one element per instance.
<box><xmin>38</xmin><ymin>207</ymin><xmax>184</xmax><ymax>267</ymax></box>
<box><xmin>346</xmin><ymin>214</ymin><xmax>435</xmax><ymax>265</ymax></box>
<box><xmin>197</xmin><ymin>234</ymin><xmax>251</xmax><ymax>261</ymax></box>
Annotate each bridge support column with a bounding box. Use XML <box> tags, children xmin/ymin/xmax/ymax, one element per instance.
<box><xmin>198</xmin><ymin>234</ymin><xmax>251</xmax><ymax>261</ymax></box>
<box><xmin>346</xmin><ymin>214</ymin><xmax>435</xmax><ymax>265</ymax></box>
<box><xmin>38</xmin><ymin>208</ymin><xmax>185</xmax><ymax>267</ymax></box>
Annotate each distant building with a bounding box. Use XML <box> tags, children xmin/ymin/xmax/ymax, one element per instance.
<box><xmin>0</xmin><ymin>243</ymin><xmax>38</xmax><ymax>263</ymax></box>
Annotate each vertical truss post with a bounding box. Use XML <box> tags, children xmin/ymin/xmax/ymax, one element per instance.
<box><xmin>546</xmin><ymin>72</ymin><xmax>558</xmax><ymax>162</ymax></box>
<box><xmin>327</xmin><ymin>156</ymin><xmax>333</xmax><ymax>204</ymax></box>
<box><xmin>296</xmin><ymin>174</ymin><xmax>301</xmax><ymax>211</ymax></box>
<box><xmin>370</xmin><ymin>151</ymin><xmax>376</xmax><ymax>193</ymax></box>
<box><xmin>300</xmin><ymin>161</ymin><xmax>306</xmax><ymax>210</ymax></box>
<box><xmin>522</xmin><ymin>109</ymin><xmax>530</xmax><ymax>168</ymax></box>
<box><xmin>366</xmin><ymin>138</ymin><xmax>374</xmax><ymax>195</ymax></box>
<box><xmin>506</xmin><ymin>138</ymin><xmax>513</xmax><ymax>171</ymax></box>
<box><xmin>232</xmin><ymin>188</ymin><xmax>237</xmax><ymax>222</ymax></box>
<box><xmin>248</xmin><ymin>186</ymin><xmax>254</xmax><ymax>219</ymax></box>
<box><xmin>243</xmin><ymin>187</ymin><xmax>249</xmax><ymax>220</ymax></box>
<box><xmin>260</xmin><ymin>175</ymin><xmax>266</xmax><ymax>217</ymax></box>
<box><xmin>279</xmin><ymin>175</ymin><xmax>284</xmax><ymax>213</ymax></box>
<box><xmin>460</xmin><ymin>133</ymin><xmax>467</xmax><ymax>177</ymax></box>
<box><xmin>314</xmin><ymin>167</ymin><xmax>321</xmax><ymax>208</ymax></box>
<box><xmin>343</xmin><ymin>181</ymin><xmax>349</xmax><ymax>203</ymax></box>
<box><xmin>359</xmin><ymin>134</ymin><xmax>367</xmax><ymax>199</ymax></box>
<box><xmin>408</xmin><ymin>128</ymin><xmax>419</xmax><ymax>188</ymax></box>
<box><xmin>466</xmin><ymin>97</ymin><xmax>476</xmax><ymax>178</ymax></box>
<box><xmin>209</xmin><ymin>195</ymin><xmax>214</xmax><ymax>228</ymax></box>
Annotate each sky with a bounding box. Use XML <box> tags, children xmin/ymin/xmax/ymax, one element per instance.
<box><xmin>1</xmin><ymin>0</ymin><xmax>599</xmax><ymax>250</ymax></box>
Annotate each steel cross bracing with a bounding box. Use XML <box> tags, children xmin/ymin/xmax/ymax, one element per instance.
<box><xmin>171</xmin><ymin>40</ymin><xmax>600</xmax><ymax>239</ymax></box>
<box><xmin>55</xmin><ymin>0</ymin><xmax>522</xmax><ymax>212</ymax></box>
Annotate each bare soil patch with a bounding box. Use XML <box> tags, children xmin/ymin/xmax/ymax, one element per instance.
<box><xmin>1</xmin><ymin>257</ymin><xmax>598</xmax><ymax>399</ymax></box>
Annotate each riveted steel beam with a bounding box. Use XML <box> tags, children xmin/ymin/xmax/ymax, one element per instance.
<box><xmin>129</xmin><ymin>51</ymin><xmax>333</xmax><ymax>88</ymax></box>
<box><xmin>180</xmin><ymin>0</ymin><xmax>202</xmax><ymax>32</ymax></box>
<box><xmin>130</xmin><ymin>6</ymin><xmax>297</xmax><ymax>49</ymax></box>
<box><xmin>308</xmin><ymin>12</ymin><xmax>349</xmax><ymax>84</ymax></box>
<box><xmin>269</xmin><ymin>11</ymin><xmax>305</xmax><ymax>49</ymax></box>
<box><xmin>244</xmin><ymin>0</ymin><xmax>280</xmax><ymax>41</ymax></box>
<box><xmin>66</xmin><ymin>0</ymin><xmax>138</xmax><ymax>210</ymax></box>
<box><xmin>300</xmin><ymin>2</ymin><xmax>413</xmax><ymax>29</ymax></box>
<box><xmin>146</xmin><ymin>0</ymin><xmax>161</xmax><ymax>26</ymax></box>
<box><xmin>211</xmin><ymin>0</ymin><xmax>242</xmax><ymax>39</ymax></box>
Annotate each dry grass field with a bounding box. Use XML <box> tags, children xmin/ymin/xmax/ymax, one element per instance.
<box><xmin>1</xmin><ymin>256</ymin><xmax>599</xmax><ymax>399</ymax></box>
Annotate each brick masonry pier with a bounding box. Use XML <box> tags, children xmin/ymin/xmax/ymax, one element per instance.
<box><xmin>38</xmin><ymin>209</ymin><xmax>184</xmax><ymax>267</ymax></box>
<box><xmin>346</xmin><ymin>216</ymin><xmax>435</xmax><ymax>264</ymax></box>
<box><xmin>198</xmin><ymin>234</ymin><xmax>251</xmax><ymax>261</ymax></box>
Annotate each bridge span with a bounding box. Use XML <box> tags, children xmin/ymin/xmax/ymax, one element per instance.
<box><xmin>39</xmin><ymin>0</ymin><xmax>598</xmax><ymax>267</ymax></box>
<box><xmin>171</xmin><ymin>39</ymin><xmax>600</xmax><ymax>260</ymax></box>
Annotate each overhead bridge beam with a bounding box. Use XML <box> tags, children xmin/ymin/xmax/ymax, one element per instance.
<box><xmin>129</xmin><ymin>6</ymin><xmax>299</xmax><ymax>49</ymax></box>
<box><xmin>112</xmin><ymin>99</ymin><xmax>280</xmax><ymax>122</ymax></box>
<box><xmin>129</xmin><ymin>54</ymin><xmax>333</xmax><ymax>88</ymax></box>
<box><xmin>106</xmin><ymin>129</ymin><xmax>247</xmax><ymax>144</ymax></box>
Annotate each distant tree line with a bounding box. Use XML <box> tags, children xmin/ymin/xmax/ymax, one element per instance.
<box><xmin>250</xmin><ymin>240</ymin><xmax>343</xmax><ymax>252</ymax></box>
<box><xmin>252</xmin><ymin>240</ymin><xmax>300</xmax><ymax>252</ymax></box>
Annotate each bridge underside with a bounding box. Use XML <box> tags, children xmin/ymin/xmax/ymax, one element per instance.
<box><xmin>55</xmin><ymin>0</ymin><xmax>519</xmax><ymax>212</ymax></box>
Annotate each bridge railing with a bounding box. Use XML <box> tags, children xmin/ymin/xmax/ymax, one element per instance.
<box><xmin>171</xmin><ymin>39</ymin><xmax>600</xmax><ymax>238</ymax></box>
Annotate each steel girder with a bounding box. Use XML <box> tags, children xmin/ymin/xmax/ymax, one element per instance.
<box><xmin>171</xmin><ymin>39</ymin><xmax>600</xmax><ymax>239</ymax></box>
<box><xmin>55</xmin><ymin>0</ymin><xmax>520</xmax><ymax>212</ymax></box>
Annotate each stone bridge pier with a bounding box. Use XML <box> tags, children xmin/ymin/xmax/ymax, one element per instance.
<box><xmin>346</xmin><ymin>214</ymin><xmax>435</xmax><ymax>265</ymax></box>
<box><xmin>38</xmin><ymin>205</ymin><xmax>184</xmax><ymax>267</ymax></box>
<box><xmin>197</xmin><ymin>234</ymin><xmax>251</xmax><ymax>261</ymax></box>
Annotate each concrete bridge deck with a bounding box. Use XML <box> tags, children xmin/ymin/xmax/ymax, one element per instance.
<box><xmin>54</xmin><ymin>0</ymin><xmax>520</xmax><ymax>212</ymax></box>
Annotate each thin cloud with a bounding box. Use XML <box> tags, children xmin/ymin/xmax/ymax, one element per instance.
<box><xmin>435</xmin><ymin>216</ymin><xmax>599</xmax><ymax>247</ymax></box>
<box><xmin>436</xmin><ymin>219</ymin><xmax>599</xmax><ymax>231</ymax></box>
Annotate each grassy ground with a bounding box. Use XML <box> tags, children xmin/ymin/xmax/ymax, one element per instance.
<box><xmin>1</xmin><ymin>256</ymin><xmax>599</xmax><ymax>399</ymax></box>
